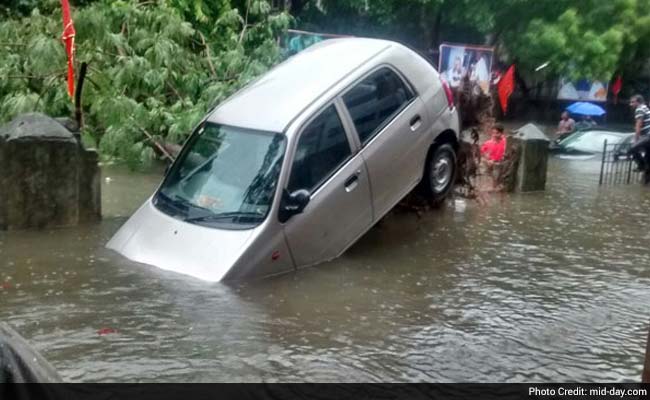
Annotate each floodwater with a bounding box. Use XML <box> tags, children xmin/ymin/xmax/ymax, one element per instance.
<box><xmin>1</xmin><ymin>158</ymin><xmax>649</xmax><ymax>382</ymax></box>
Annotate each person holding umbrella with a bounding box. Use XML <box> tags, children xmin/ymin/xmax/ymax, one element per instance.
<box><xmin>628</xmin><ymin>94</ymin><xmax>650</xmax><ymax>181</ymax></box>
<box><xmin>565</xmin><ymin>101</ymin><xmax>605</xmax><ymax>131</ymax></box>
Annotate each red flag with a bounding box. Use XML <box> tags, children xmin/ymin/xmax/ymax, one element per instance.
<box><xmin>61</xmin><ymin>0</ymin><xmax>76</xmax><ymax>99</ymax></box>
<box><xmin>498</xmin><ymin>65</ymin><xmax>515</xmax><ymax>114</ymax></box>
<box><xmin>612</xmin><ymin>75</ymin><xmax>622</xmax><ymax>104</ymax></box>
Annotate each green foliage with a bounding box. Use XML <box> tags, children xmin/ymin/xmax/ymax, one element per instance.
<box><xmin>506</xmin><ymin>1</ymin><xmax>634</xmax><ymax>80</ymax></box>
<box><xmin>0</xmin><ymin>0</ymin><xmax>290</xmax><ymax>168</ymax></box>
<box><xmin>295</xmin><ymin>0</ymin><xmax>650</xmax><ymax>82</ymax></box>
<box><xmin>4</xmin><ymin>0</ymin><xmax>650</xmax><ymax>163</ymax></box>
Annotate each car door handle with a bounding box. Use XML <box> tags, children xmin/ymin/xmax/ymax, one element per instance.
<box><xmin>410</xmin><ymin>115</ymin><xmax>422</xmax><ymax>131</ymax></box>
<box><xmin>344</xmin><ymin>170</ymin><xmax>361</xmax><ymax>192</ymax></box>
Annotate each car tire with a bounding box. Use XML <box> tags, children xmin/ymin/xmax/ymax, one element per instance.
<box><xmin>422</xmin><ymin>143</ymin><xmax>457</xmax><ymax>205</ymax></box>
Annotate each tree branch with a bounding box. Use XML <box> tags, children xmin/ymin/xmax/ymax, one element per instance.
<box><xmin>198</xmin><ymin>31</ymin><xmax>217</xmax><ymax>78</ymax></box>
<box><xmin>0</xmin><ymin>41</ymin><xmax>25</xmax><ymax>47</ymax></box>
<box><xmin>117</xmin><ymin>22</ymin><xmax>127</xmax><ymax>57</ymax></box>
<box><xmin>85</xmin><ymin>76</ymin><xmax>101</xmax><ymax>90</ymax></box>
<box><xmin>133</xmin><ymin>122</ymin><xmax>175</xmax><ymax>162</ymax></box>
<box><xmin>239</xmin><ymin>0</ymin><xmax>252</xmax><ymax>44</ymax></box>
<box><xmin>3</xmin><ymin>71</ymin><xmax>66</xmax><ymax>80</ymax></box>
<box><xmin>135</xmin><ymin>0</ymin><xmax>159</xmax><ymax>7</ymax></box>
<box><xmin>166</xmin><ymin>81</ymin><xmax>183</xmax><ymax>101</ymax></box>
<box><xmin>33</xmin><ymin>75</ymin><xmax>60</xmax><ymax>111</ymax></box>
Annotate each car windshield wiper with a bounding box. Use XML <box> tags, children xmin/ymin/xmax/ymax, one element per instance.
<box><xmin>156</xmin><ymin>192</ymin><xmax>189</xmax><ymax>213</ymax></box>
<box><xmin>184</xmin><ymin>211</ymin><xmax>265</xmax><ymax>224</ymax></box>
<box><xmin>156</xmin><ymin>192</ymin><xmax>216</xmax><ymax>219</ymax></box>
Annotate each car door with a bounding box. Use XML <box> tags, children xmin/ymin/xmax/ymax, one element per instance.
<box><xmin>282</xmin><ymin>102</ymin><xmax>373</xmax><ymax>268</ymax></box>
<box><xmin>341</xmin><ymin>66</ymin><xmax>429</xmax><ymax>219</ymax></box>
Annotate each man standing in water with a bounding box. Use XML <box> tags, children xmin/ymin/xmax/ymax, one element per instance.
<box><xmin>628</xmin><ymin>94</ymin><xmax>650</xmax><ymax>182</ymax></box>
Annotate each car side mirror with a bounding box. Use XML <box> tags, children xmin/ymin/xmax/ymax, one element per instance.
<box><xmin>279</xmin><ymin>189</ymin><xmax>310</xmax><ymax>223</ymax></box>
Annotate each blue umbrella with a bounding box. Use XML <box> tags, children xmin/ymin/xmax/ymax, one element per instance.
<box><xmin>566</xmin><ymin>101</ymin><xmax>606</xmax><ymax>116</ymax></box>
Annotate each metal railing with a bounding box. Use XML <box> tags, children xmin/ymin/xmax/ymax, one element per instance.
<box><xmin>598</xmin><ymin>139</ymin><xmax>644</xmax><ymax>185</ymax></box>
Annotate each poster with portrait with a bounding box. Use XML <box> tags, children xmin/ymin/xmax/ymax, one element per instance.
<box><xmin>557</xmin><ymin>78</ymin><xmax>608</xmax><ymax>102</ymax></box>
<box><xmin>438</xmin><ymin>43</ymin><xmax>494</xmax><ymax>96</ymax></box>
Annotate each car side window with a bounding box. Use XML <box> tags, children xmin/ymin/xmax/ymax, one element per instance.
<box><xmin>343</xmin><ymin>67</ymin><xmax>414</xmax><ymax>144</ymax></box>
<box><xmin>288</xmin><ymin>105</ymin><xmax>352</xmax><ymax>193</ymax></box>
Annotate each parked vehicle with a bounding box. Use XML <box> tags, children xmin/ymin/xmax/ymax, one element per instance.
<box><xmin>550</xmin><ymin>129</ymin><xmax>633</xmax><ymax>160</ymax></box>
<box><xmin>107</xmin><ymin>38</ymin><xmax>460</xmax><ymax>282</ymax></box>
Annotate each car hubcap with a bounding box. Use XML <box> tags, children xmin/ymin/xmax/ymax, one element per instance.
<box><xmin>432</xmin><ymin>153</ymin><xmax>452</xmax><ymax>193</ymax></box>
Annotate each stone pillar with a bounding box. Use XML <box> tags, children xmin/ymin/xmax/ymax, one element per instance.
<box><xmin>0</xmin><ymin>113</ymin><xmax>101</xmax><ymax>230</ymax></box>
<box><xmin>0</xmin><ymin>133</ymin><xmax>6</xmax><ymax>230</ymax></box>
<box><xmin>511</xmin><ymin>123</ymin><xmax>550</xmax><ymax>192</ymax></box>
<box><xmin>78</xmin><ymin>148</ymin><xmax>102</xmax><ymax>223</ymax></box>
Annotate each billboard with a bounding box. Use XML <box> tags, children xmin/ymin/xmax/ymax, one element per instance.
<box><xmin>558</xmin><ymin>78</ymin><xmax>608</xmax><ymax>102</ymax></box>
<box><xmin>438</xmin><ymin>43</ymin><xmax>494</xmax><ymax>96</ymax></box>
<box><xmin>282</xmin><ymin>29</ymin><xmax>353</xmax><ymax>56</ymax></box>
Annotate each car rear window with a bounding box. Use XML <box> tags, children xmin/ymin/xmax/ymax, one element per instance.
<box><xmin>343</xmin><ymin>67</ymin><xmax>414</xmax><ymax>144</ymax></box>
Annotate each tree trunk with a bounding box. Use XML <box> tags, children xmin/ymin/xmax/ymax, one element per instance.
<box><xmin>513</xmin><ymin>61</ymin><xmax>531</xmax><ymax>100</ymax></box>
<box><xmin>488</xmin><ymin>27</ymin><xmax>503</xmax><ymax>47</ymax></box>
<box><xmin>418</xmin><ymin>4</ymin><xmax>432</xmax><ymax>50</ymax></box>
<box><xmin>290</xmin><ymin>0</ymin><xmax>309</xmax><ymax>15</ymax></box>
<box><xmin>74</xmin><ymin>62</ymin><xmax>88</xmax><ymax>131</ymax></box>
<box><xmin>429</xmin><ymin>5</ymin><xmax>444</xmax><ymax>51</ymax></box>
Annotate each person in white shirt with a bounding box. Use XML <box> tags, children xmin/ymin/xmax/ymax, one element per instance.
<box><xmin>446</xmin><ymin>56</ymin><xmax>464</xmax><ymax>89</ymax></box>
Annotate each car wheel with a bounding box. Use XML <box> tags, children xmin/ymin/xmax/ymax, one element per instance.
<box><xmin>423</xmin><ymin>143</ymin><xmax>457</xmax><ymax>205</ymax></box>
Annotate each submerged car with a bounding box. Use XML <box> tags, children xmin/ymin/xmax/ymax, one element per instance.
<box><xmin>550</xmin><ymin>129</ymin><xmax>634</xmax><ymax>160</ymax></box>
<box><xmin>107</xmin><ymin>38</ymin><xmax>460</xmax><ymax>282</ymax></box>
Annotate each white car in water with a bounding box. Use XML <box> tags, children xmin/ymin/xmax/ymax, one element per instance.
<box><xmin>107</xmin><ymin>38</ymin><xmax>460</xmax><ymax>282</ymax></box>
<box><xmin>551</xmin><ymin>129</ymin><xmax>634</xmax><ymax>160</ymax></box>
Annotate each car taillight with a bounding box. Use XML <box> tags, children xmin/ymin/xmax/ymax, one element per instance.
<box><xmin>440</xmin><ymin>77</ymin><xmax>454</xmax><ymax>109</ymax></box>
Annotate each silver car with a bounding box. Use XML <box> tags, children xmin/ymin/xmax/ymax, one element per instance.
<box><xmin>107</xmin><ymin>38</ymin><xmax>460</xmax><ymax>282</ymax></box>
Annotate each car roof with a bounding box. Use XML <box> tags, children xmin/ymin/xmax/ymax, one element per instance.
<box><xmin>207</xmin><ymin>38</ymin><xmax>394</xmax><ymax>133</ymax></box>
<box><xmin>581</xmin><ymin>129</ymin><xmax>633</xmax><ymax>137</ymax></box>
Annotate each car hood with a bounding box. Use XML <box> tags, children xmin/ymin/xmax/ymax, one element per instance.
<box><xmin>106</xmin><ymin>198</ymin><xmax>255</xmax><ymax>282</ymax></box>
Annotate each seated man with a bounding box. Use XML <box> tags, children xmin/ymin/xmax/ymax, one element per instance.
<box><xmin>556</xmin><ymin>111</ymin><xmax>575</xmax><ymax>141</ymax></box>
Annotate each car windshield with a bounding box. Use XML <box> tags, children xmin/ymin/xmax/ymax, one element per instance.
<box><xmin>155</xmin><ymin>123</ymin><xmax>286</xmax><ymax>229</ymax></box>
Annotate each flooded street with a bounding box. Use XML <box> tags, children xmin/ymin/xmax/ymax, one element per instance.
<box><xmin>1</xmin><ymin>158</ymin><xmax>650</xmax><ymax>382</ymax></box>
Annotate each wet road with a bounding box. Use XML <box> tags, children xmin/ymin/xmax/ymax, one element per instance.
<box><xmin>1</xmin><ymin>158</ymin><xmax>649</xmax><ymax>382</ymax></box>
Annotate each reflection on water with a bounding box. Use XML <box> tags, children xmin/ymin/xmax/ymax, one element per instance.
<box><xmin>1</xmin><ymin>160</ymin><xmax>650</xmax><ymax>382</ymax></box>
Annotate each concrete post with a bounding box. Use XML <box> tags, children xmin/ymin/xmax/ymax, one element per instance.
<box><xmin>0</xmin><ymin>113</ymin><xmax>101</xmax><ymax>230</ymax></box>
<box><xmin>511</xmin><ymin>123</ymin><xmax>550</xmax><ymax>192</ymax></box>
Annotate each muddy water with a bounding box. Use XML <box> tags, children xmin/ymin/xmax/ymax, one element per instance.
<box><xmin>1</xmin><ymin>159</ymin><xmax>650</xmax><ymax>382</ymax></box>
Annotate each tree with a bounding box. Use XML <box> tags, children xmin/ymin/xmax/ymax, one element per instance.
<box><xmin>291</xmin><ymin>0</ymin><xmax>650</xmax><ymax>88</ymax></box>
<box><xmin>0</xmin><ymin>0</ymin><xmax>291</xmax><ymax>168</ymax></box>
<box><xmin>502</xmin><ymin>0</ymin><xmax>649</xmax><ymax>81</ymax></box>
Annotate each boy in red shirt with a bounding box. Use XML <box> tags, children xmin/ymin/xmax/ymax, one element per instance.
<box><xmin>481</xmin><ymin>124</ymin><xmax>506</xmax><ymax>164</ymax></box>
<box><xmin>480</xmin><ymin>124</ymin><xmax>507</xmax><ymax>190</ymax></box>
